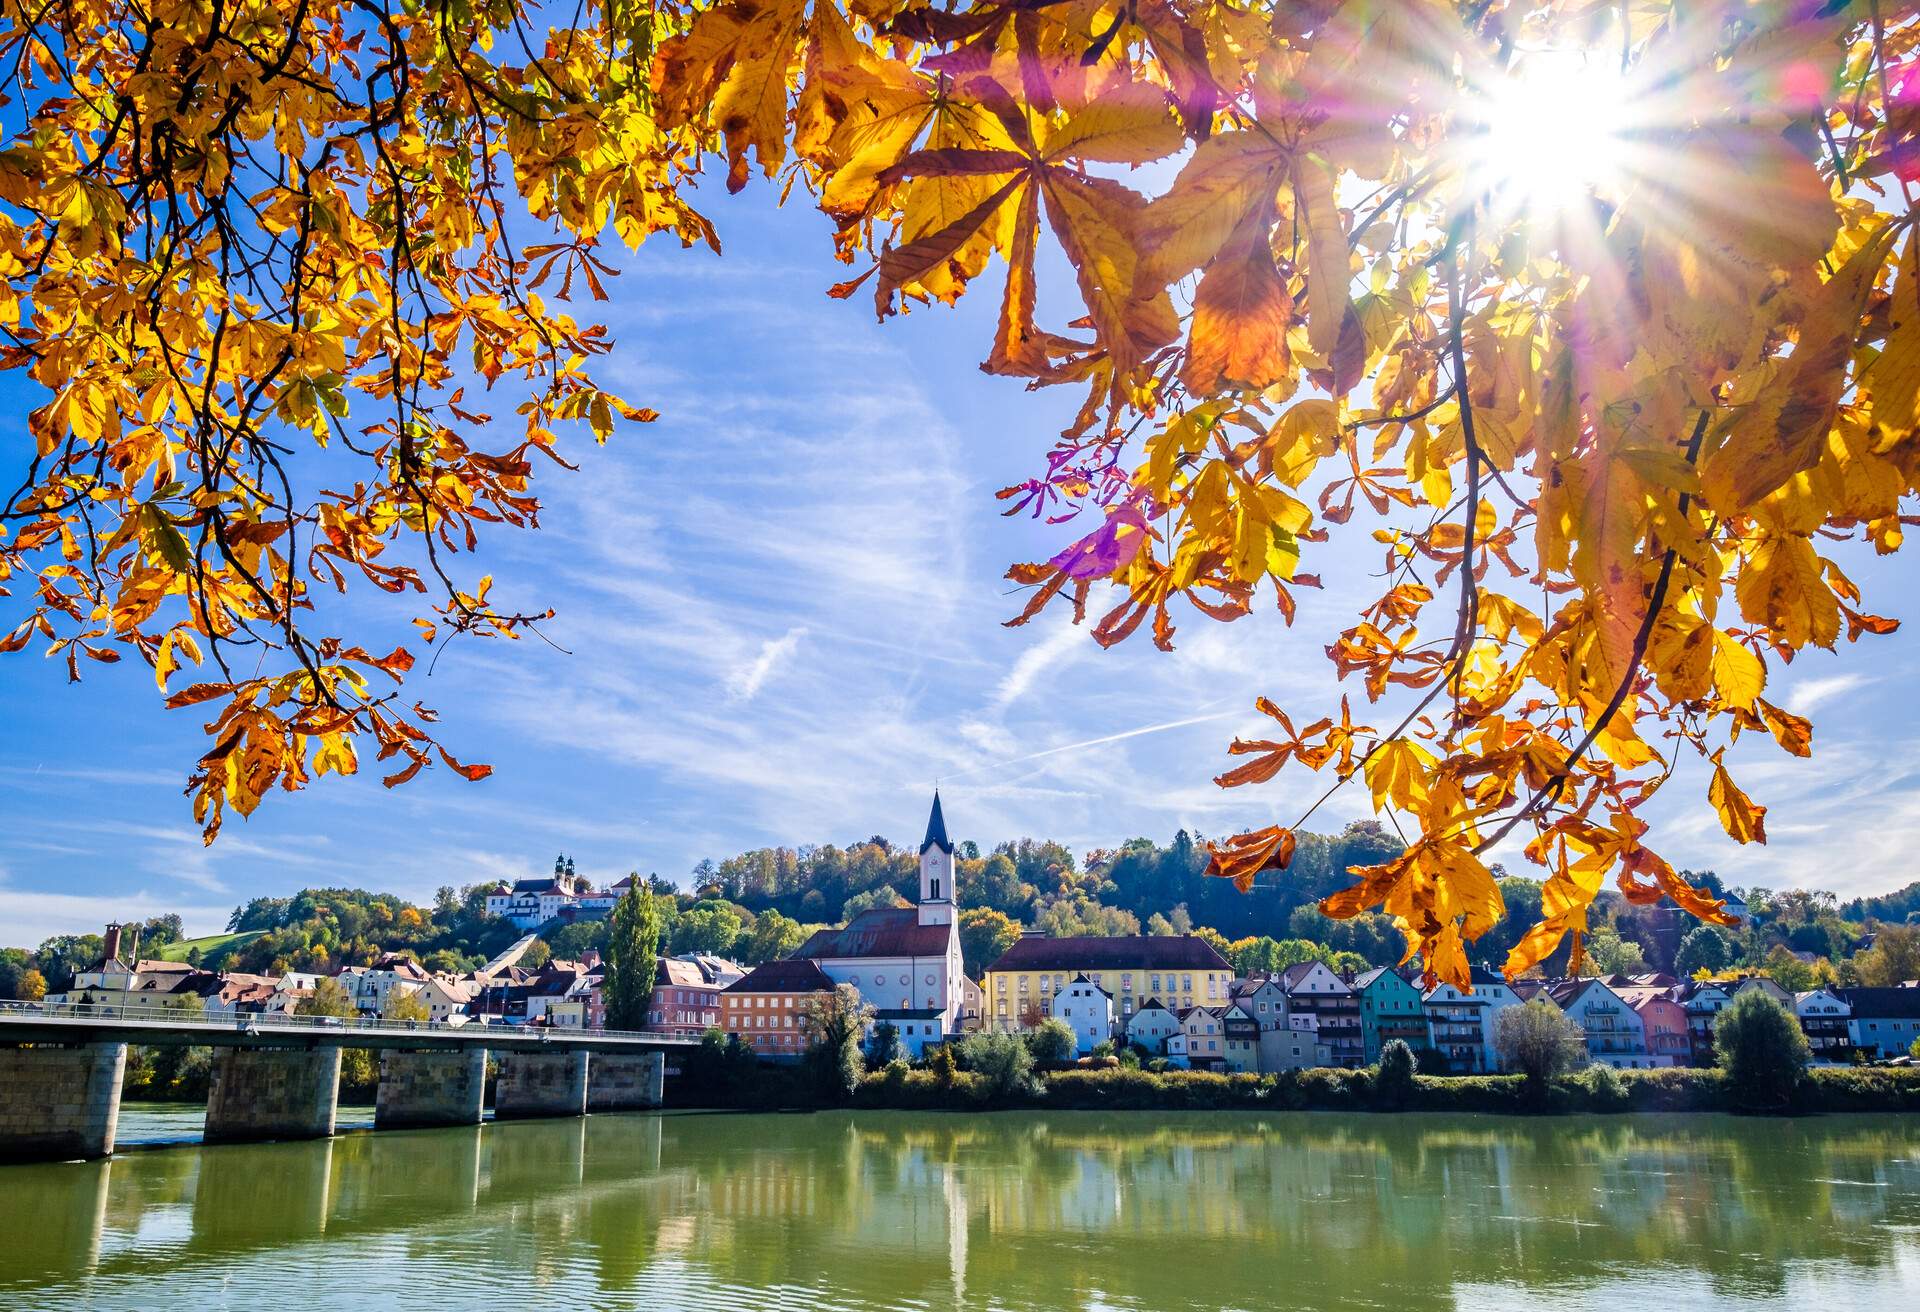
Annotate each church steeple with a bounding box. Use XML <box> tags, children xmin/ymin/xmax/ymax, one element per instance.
<box><xmin>921</xmin><ymin>790</ymin><xmax>954</xmax><ymax>856</ymax></box>
<box><xmin>918</xmin><ymin>791</ymin><xmax>955</xmax><ymax>926</ymax></box>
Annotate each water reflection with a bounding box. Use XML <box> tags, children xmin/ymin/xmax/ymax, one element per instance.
<box><xmin>2</xmin><ymin>1111</ymin><xmax>1916</xmax><ymax>1310</ymax></box>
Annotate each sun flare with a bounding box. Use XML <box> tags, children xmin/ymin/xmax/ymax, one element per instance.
<box><xmin>1464</xmin><ymin>52</ymin><xmax>1639</xmax><ymax>213</ymax></box>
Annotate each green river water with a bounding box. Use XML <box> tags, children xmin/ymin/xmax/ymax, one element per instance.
<box><xmin>2</xmin><ymin>1105</ymin><xmax>1917</xmax><ymax>1310</ymax></box>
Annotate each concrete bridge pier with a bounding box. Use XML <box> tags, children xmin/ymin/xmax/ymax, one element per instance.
<box><xmin>0</xmin><ymin>1043</ymin><xmax>126</xmax><ymax>1163</ymax></box>
<box><xmin>204</xmin><ymin>1045</ymin><xmax>342</xmax><ymax>1144</ymax></box>
<box><xmin>376</xmin><ymin>1048</ymin><xmax>488</xmax><ymax>1130</ymax></box>
<box><xmin>586</xmin><ymin>1050</ymin><xmax>664</xmax><ymax>1112</ymax></box>
<box><xmin>494</xmin><ymin>1049</ymin><xmax>589</xmax><ymax>1119</ymax></box>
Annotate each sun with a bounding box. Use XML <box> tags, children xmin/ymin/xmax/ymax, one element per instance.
<box><xmin>1461</xmin><ymin>51</ymin><xmax>1639</xmax><ymax>214</ymax></box>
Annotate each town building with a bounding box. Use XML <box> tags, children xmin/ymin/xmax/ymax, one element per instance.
<box><xmin>1124</xmin><ymin>999</ymin><xmax>1181</xmax><ymax>1055</ymax></box>
<box><xmin>1616</xmin><ymin>985</ymin><xmax>1690</xmax><ymax>1065</ymax></box>
<box><xmin>1172</xmin><ymin>1006</ymin><xmax>1226</xmax><ymax>1070</ymax></box>
<box><xmin>639</xmin><ymin>955</ymin><xmax>744</xmax><ymax>1035</ymax></box>
<box><xmin>721</xmin><ymin>958</ymin><xmax>837</xmax><ymax>1057</ymax></box>
<box><xmin>870</xmin><ymin>1008</ymin><xmax>948</xmax><ymax>1059</ymax></box>
<box><xmin>1729</xmin><ymin>975</ymin><xmax>1795</xmax><ymax>1009</ymax></box>
<box><xmin>1350</xmin><ymin>966</ymin><xmax>1430</xmax><ymax>1061</ymax></box>
<box><xmin>1278</xmin><ymin>962</ymin><xmax>1363</xmax><ymax>1067</ymax></box>
<box><xmin>1795</xmin><ymin>988</ymin><xmax>1854</xmax><ymax>1061</ymax></box>
<box><xmin>791</xmin><ymin>794</ymin><xmax>966</xmax><ymax>1038</ymax></box>
<box><xmin>1675</xmin><ymin>979</ymin><xmax>1732</xmax><ymax>1064</ymax></box>
<box><xmin>1840</xmin><ymin>987</ymin><xmax>1920</xmax><ymax>1058</ymax></box>
<box><xmin>1423</xmin><ymin>987</ymin><xmax>1491</xmax><ymax>1073</ymax></box>
<box><xmin>1053</xmin><ymin>976</ymin><xmax>1114</xmax><ymax>1057</ymax></box>
<box><xmin>1545</xmin><ymin>977</ymin><xmax>1659</xmax><ymax>1068</ymax></box>
<box><xmin>482</xmin><ymin>857</ymin><xmax>626</xmax><ymax>929</ymax></box>
<box><xmin>1258</xmin><ymin>1015</ymin><xmax>1329</xmax><ymax>1071</ymax></box>
<box><xmin>1221</xmin><ymin>1004</ymin><xmax>1260</xmax><ymax>1072</ymax></box>
<box><xmin>1227</xmin><ymin>977</ymin><xmax>1290</xmax><ymax>1032</ymax></box>
<box><xmin>983</xmin><ymin>934</ymin><xmax>1232</xmax><ymax>1032</ymax></box>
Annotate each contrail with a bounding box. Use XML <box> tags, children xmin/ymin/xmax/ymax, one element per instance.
<box><xmin>942</xmin><ymin>709</ymin><xmax>1240</xmax><ymax>782</ymax></box>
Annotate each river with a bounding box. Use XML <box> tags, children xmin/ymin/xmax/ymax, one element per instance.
<box><xmin>2</xmin><ymin>1105</ymin><xmax>1917</xmax><ymax>1309</ymax></box>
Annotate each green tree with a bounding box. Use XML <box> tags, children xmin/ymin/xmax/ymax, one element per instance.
<box><xmin>1375</xmin><ymin>1039</ymin><xmax>1417</xmax><ymax>1108</ymax></box>
<box><xmin>520</xmin><ymin>938</ymin><xmax>552</xmax><ymax>970</ymax></box>
<box><xmin>741</xmin><ymin>910</ymin><xmax>806</xmax><ymax>965</ymax></box>
<box><xmin>305</xmin><ymin>976</ymin><xmax>355</xmax><ymax>1017</ymax></box>
<box><xmin>1027</xmin><ymin>1017</ymin><xmax>1077</xmax><ymax>1066</ymax></box>
<box><xmin>604</xmin><ymin>885</ymin><xmax>663</xmax><ymax>1032</ymax></box>
<box><xmin>1676</xmin><ymin>925</ymin><xmax>1734</xmax><ymax>979</ymax></box>
<box><xmin>1495</xmin><ymin>1001</ymin><xmax>1587</xmax><ymax>1098</ymax></box>
<box><xmin>382</xmin><ymin>988</ymin><xmax>430</xmax><ymax>1023</ymax></box>
<box><xmin>1855</xmin><ymin>924</ymin><xmax>1920</xmax><ymax>987</ymax></box>
<box><xmin>1145</xmin><ymin>912</ymin><xmax>1174</xmax><ymax>936</ymax></box>
<box><xmin>1762</xmin><ymin>945</ymin><xmax>1817</xmax><ymax>994</ymax></box>
<box><xmin>544</xmin><ymin>919</ymin><xmax>609</xmax><ymax>962</ymax></box>
<box><xmin>1715</xmin><ymin>990</ymin><xmax>1811</xmax><ymax>1110</ymax></box>
<box><xmin>672</xmin><ymin>904</ymin><xmax>743</xmax><ymax>957</ymax></box>
<box><xmin>956</xmin><ymin>1031</ymin><xmax>1035</xmax><ymax>1101</ymax></box>
<box><xmin>866</xmin><ymin>1020</ymin><xmax>905</xmax><ymax>1067</ymax></box>
<box><xmin>801</xmin><ymin>983</ymin><xmax>871</xmax><ymax>1100</ymax></box>
<box><xmin>959</xmin><ymin>907</ymin><xmax>1021</xmax><ymax>977</ymax></box>
<box><xmin>1585</xmin><ymin>928</ymin><xmax>1648</xmax><ymax>976</ymax></box>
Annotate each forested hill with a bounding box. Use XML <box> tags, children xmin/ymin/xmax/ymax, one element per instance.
<box><xmin>697</xmin><ymin>821</ymin><xmax>1404</xmax><ymax>941</ymax></box>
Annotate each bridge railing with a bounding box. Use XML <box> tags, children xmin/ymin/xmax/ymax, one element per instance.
<box><xmin>0</xmin><ymin>999</ymin><xmax>690</xmax><ymax>1044</ymax></box>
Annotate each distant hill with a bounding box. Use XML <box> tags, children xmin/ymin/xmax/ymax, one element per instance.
<box><xmin>1841</xmin><ymin>882</ymin><xmax>1920</xmax><ymax>925</ymax></box>
<box><xmin>151</xmin><ymin>931</ymin><xmax>263</xmax><ymax>968</ymax></box>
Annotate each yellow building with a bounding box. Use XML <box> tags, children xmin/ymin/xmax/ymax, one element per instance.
<box><xmin>981</xmin><ymin>936</ymin><xmax>1234</xmax><ymax>1033</ymax></box>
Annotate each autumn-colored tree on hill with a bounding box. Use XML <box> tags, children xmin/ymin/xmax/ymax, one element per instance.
<box><xmin>4</xmin><ymin>0</ymin><xmax>1918</xmax><ymax>989</ymax></box>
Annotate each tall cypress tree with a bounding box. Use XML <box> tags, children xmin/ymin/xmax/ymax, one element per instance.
<box><xmin>604</xmin><ymin>883</ymin><xmax>661</xmax><ymax>1031</ymax></box>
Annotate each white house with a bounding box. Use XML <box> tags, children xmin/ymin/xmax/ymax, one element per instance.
<box><xmin>792</xmin><ymin>794</ymin><xmax>966</xmax><ymax>1038</ymax></box>
<box><xmin>1125</xmin><ymin>999</ymin><xmax>1181</xmax><ymax>1055</ymax></box>
<box><xmin>1052</xmin><ymin>975</ymin><xmax>1114</xmax><ymax>1056</ymax></box>
<box><xmin>1795</xmin><ymin>988</ymin><xmax>1853</xmax><ymax>1062</ymax></box>
<box><xmin>1546</xmin><ymin>977</ymin><xmax>1660</xmax><ymax>1068</ymax></box>
<box><xmin>869</xmin><ymin>1008</ymin><xmax>948</xmax><ymax>1059</ymax></box>
<box><xmin>1422</xmin><ymin>966</ymin><xmax>1522</xmax><ymax>1073</ymax></box>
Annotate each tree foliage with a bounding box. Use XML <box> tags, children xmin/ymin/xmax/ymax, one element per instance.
<box><xmin>800</xmin><ymin>981</ymin><xmax>872</xmax><ymax>1098</ymax></box>
<box><xmin>1715</xmin><ymin>989</ymin><xmax>1811</xmax><ymax>1109</ymax></box>
<box><xmin>7</xmin><ymin>0</ymin><xmax>1919</xmax><ymax>986</ymax></box>
<box><xmin>1494</xmin><ymin>998</ymin><xmax>1586</xmax><ymax>1089</ymax></box>
<box><xmin>604</xmin><ymin>883</ymin><xmax>663</xmax><ymax>1031</ymax></box>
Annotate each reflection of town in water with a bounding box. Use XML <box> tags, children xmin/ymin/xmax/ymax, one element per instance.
<box><xmin>5</xmin><ymin>1111</ymin><xmax>1919</xmax><ymax>1309</ymax></box>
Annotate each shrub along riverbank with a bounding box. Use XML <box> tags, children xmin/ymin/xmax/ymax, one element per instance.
<box><xmin>675</xmin><ymin>1062</ymin><xmax>1920</xmax><ymax>1116</ymax></box>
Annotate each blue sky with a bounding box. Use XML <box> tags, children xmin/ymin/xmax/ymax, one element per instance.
<box><xmin>3</xmin><ymin>178</ymin><xmax>1918</xmax><ymax>947</ymax></box>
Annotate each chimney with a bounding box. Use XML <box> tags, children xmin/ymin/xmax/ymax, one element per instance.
<box><xmin>102</xmin><ymin>922</ymin><xmax>123</xmax><ymax>966</ymax></box>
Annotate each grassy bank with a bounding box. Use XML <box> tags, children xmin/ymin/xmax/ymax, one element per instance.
<box><xmin>685</xmin><ymin>1063</ymin><xmax>1920</xmax><ymax>1116</ymax></box>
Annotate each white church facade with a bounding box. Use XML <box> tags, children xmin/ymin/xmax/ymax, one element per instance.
<box><xmin>794</xmin><ymin>793</ymin><xmax>967</xmax><ymax>1047</ymax></box>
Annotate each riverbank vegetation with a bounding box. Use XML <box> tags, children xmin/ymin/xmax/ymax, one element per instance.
<box><xmin>680</xmin><ymin>1058</ymin><xmax>1920</xmax><ymax>1118</ymax></box>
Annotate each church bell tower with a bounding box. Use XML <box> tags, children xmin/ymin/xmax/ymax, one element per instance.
<box><xmin>918</xmin><ymin>791</ymin><xmax>956</xmax><ymax>927</ymax></box>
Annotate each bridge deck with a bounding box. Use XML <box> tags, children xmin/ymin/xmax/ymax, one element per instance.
<box><xmin>0</xmin><ymin>1003</ymin><xmax>697</xmax><ymax>1054</ymax></box>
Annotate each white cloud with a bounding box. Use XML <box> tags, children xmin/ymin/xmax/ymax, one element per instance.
<box><xmin>989</xmin><ymin>618</ymin><xmax>1088</xmax><ymax>712</ymax></box>
<box><xmin>728</xmin><ymin>627</ymin><xmax>807</xmax><ymax>702</ymax></box>
<box><xmin>1786</xmin><ymin>673</ymin><xmax>1873</xmax><ymax>716</ymax></box>
<box><xmin>0</xmin><ymin>886</ymin><xmax>232</xmax><ymax>947</ymax></box>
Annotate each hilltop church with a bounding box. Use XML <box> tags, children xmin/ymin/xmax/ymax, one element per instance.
<box><xmin>792</xmin><ymin>792</ymin><xmax>967</xmax><ymax>1053</ymax></box>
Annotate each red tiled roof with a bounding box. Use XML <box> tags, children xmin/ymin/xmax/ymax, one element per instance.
<box><xmin>796</xmin><ymin>908</ymin><xmax>951</xmax><ymax>960</ymax></box>
<box><xmin>726</xmin><ymin>959</ymin><xmax>836</xmax><ymax>995</ymax></box>
<box><xmin>984</xmin><ymin>934</ymin><xmax>1230</xmax><ymax>974</ymax></box>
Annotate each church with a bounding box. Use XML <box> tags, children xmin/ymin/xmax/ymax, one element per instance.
<box><xmin>792</xmin><ymin>792</ymin><xmax>966</xmax><ymax>1054</ymax></box>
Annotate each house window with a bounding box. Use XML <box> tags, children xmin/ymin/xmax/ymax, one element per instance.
<box><xmin>931</xmin><ymin>878</ymin><xmax>940</xmax><ymax>899</ymax></box>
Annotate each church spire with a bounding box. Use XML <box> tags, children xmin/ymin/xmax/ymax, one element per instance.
<box><xmin>920</xmin><ymin>790</ymin><xmax>954</xmax><ymax>856</ymax></box>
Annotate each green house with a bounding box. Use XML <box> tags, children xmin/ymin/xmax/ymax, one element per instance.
<box><xmin>1352</xmin><ymin>967</ymin><xmax>1431</xmax><ymax>1062</ymax></box>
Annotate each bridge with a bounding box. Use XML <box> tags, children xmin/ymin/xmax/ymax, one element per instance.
<box><xmin>0</xmin><ymin>1002</ymin><xmax>697</xmax><ymax>1165</ymax></box>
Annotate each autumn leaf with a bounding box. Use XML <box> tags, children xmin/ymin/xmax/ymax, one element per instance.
<box><xmin>1708</xmin><ymin>752</ymin><xmax>1767</xmax><ymax>844</ymax></box>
